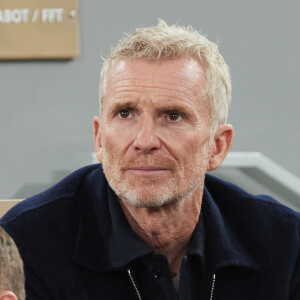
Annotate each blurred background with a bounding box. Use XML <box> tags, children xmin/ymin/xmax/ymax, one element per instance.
<box><xmin>0</xmin><ymin>0</ymin><xmax>299</xmax><ymax>208</ymax></box>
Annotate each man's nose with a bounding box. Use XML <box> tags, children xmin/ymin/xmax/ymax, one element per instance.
<box><xmin>133</xmin><ymin>117</ymin><xmax>161</xmax><ymax>152</ymax></box>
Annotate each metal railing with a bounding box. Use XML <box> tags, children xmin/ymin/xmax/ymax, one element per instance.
<box><xmin>220</xmin><ymin>152</ymin><xmax>300</xmax><ymax>209</ymax></box>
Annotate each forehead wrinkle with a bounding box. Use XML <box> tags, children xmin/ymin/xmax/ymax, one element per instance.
<box><xmin>108</xmin><ymin>72</ymin><xmax>204</xmax><ymax>96</ymax></box>
<box><xmin>108</xmin><ymin>82</ymin><xmax>198</xmax><ymax>103</ymax></box>
<box><xmin>107</xmin><ymin>57</ymin><xmax>205</xmax><ymax>88</ymax></box>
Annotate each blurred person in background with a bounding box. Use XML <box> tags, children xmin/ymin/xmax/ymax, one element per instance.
<box><xmin>0</xmin><ymin>226</ymin><xmax>25</xmax><ymax>300</ymax></box>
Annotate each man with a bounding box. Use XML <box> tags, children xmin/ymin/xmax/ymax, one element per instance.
<box><xmin>0</xmin><ymin>226</ymin><xmax>25</xmax><ymax>300</ymax></box>
<box><xmin>1</xmin><ymin>20</ymin><xmax>300</xmax><ymax>299</ymax></box>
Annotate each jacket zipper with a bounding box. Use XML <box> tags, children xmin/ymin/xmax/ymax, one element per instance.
<box><xmin>127</xmin><ymin>269</ymin><xmax>142</xmax><ymax>300</ymax></box>
<box><xmin>127</xmin><ymin>268</ymin><xmax>215</xmax><ymax>300</ymax></box>
<box><xmin>209</xmin><ymin>274</ymin><xmax>216</xmax><ymax>300</ymax></box>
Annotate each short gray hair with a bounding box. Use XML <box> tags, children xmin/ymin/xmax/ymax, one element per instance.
<box><xmin>99</xmin><ymin>20</ymin><xmax>231</xmax><ymax>132</ymax></box>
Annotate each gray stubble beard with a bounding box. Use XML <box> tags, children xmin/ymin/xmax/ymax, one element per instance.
<box><xmin>101</xmin><ymin>152</ymin><xmax>207</xmax><ymax>209</ymax></box>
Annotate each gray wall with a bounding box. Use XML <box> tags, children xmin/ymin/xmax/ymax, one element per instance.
<box><xmin>0</xmin><ymin>0</ymin><xmax>299</xmax><ymax>200</ymax></box>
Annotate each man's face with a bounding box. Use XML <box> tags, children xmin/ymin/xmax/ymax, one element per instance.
<box><xmin>94</xmin><ymin>58</ymin><xmax>214</xmax><ymax>208</ymax></box>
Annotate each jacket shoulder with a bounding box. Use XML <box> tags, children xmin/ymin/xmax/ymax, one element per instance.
<box><xmin>204</xmin><ymin>173</ymin><xmax>300</xmax><ymax>224</ymax></box>
<box><xmin>0</xmin><ymin>164</ymin><xmax>101</xmax><ymax>224</ymax></box>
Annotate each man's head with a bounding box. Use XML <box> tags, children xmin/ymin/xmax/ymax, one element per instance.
<box><xmin>94</xmin><ymin>21</ymin><xmax>233</xmax><ymax>208</ymax></box>
<box><xmin>99</xmin><ymin>20</ymin><xmax>232</xmax><ymax>133</ymax></box>
<box><xmin>0</xmin><ymin>227</ymin><xmax>25</xmax><ymax>300</ymax></box>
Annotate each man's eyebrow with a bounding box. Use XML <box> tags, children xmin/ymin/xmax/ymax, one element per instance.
<box><xmin>108</xmin><ymin>100</ymin><xmax>136</xmax><ymax>113</ymax></box>
<box><xmin>159</xmin><ymin>104</ymin><xmax>195</xmax><ymax>118</ymax></box>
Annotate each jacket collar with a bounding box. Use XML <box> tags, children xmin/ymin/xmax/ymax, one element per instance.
<box><xmin>202</xmin><ymin>175</ymin><xmax>260</xmax><ymax>273</ymax></box>
<box><xmin>105</xmin><ymin>186</ymin><xmax>153</xmax><ymax>268</ymax></box>
<box><xmin>72</xmin><ymin>166</ymin><xmax>152</xmax><ymax>272</ymax></box>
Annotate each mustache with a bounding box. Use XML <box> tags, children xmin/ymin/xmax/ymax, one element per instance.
<box><xmin>119</xmin><ymin>155</ymin><xmax>176</xmax><ymax>169</ymax></box>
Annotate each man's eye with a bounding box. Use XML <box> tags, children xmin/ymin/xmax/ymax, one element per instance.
<box><xmin>168</xmin><ymin>113</ymin><xmax>182</xmax><ymax>122</ymax></box>
<box><xmin>118</xmin><ymin>110</ymin><xmax>131</xmax><ymax>118</ymax></box>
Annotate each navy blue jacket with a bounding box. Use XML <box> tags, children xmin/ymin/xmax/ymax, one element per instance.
<box><xmin>1</xmin><ymin>164</ymin><xmax>300</xmax><ymax>300</ymax></box>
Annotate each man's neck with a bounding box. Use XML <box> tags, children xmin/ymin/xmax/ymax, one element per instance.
<box><xmin>119</xmin><ymin>187</ymin><xmax>203</xmax><ymax>276</ymax></box>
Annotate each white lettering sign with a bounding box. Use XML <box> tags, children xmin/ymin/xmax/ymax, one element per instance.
<box><xmin>41</xmin><ymin>8</ymin><xmax>64</xmax><ymax>23</ymax></box>
<box><xmin>0</xmin><ymin>0</ymin><xmax>79</xmax><ymax>60</ymax></box>
<box><xmin>0</xmin><ymin>8</ymin><xmax>65</xmax><ymax>24</ymax></box>
<box><xmin>0</xmin><ymin>9</ymin><xmax>30</xmax><ymax>23</ymax></box>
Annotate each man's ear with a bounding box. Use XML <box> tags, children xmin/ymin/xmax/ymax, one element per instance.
<box><xmin>93</xmin><ymin>116</ymin><xmax>103</xmax><ymax>163</ymax></box>
<box><xmin>0</xmin><ymin>291</ymin><xmax>18</xmax><ymax>300</ymax></box>
<box><xmin>207</xmin><ymin>124</ymin><xmax>234</xmax><ymax>171</ymax></box>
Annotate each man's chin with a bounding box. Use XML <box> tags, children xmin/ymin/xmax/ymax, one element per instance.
<box><xmin>116</xmin><ymin>186</ymin><xmax>178</xmax><ymax>208</ymax></box>
<box><xmin>121</xmin><ymin>194</ymin><xmax>177</xmax><ymax>208</ymax></box>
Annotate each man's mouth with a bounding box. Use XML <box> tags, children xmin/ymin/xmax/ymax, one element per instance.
<box><xmin>125</xmin><ymin>166</ymin><xmax>169</xmax><ymax>176</ymax></box>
